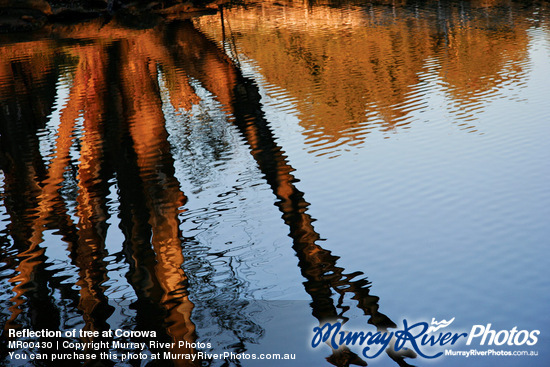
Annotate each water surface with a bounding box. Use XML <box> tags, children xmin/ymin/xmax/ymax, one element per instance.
<box><xmin>0</xmin><ymin>0</ymin><xmax>549</xmax><ymax>366</ymax></box>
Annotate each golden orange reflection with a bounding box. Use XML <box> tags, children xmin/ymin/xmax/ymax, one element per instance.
<box><xmin>71</xmin><ymin>44</ymin><xmax>111</xmax><ymax>339</ymax></box>
<box><xmin>196</xmin><ymin>0</ymin><xmax>531</xmax><ymax>145</ymax></box>
<box><xmin>118</xmin><ymin>36</ymin><xmax>197</xmax><ymax>359</ymax></box>
<box><xmin>0</xmin><ymin>20</ymin><xmax>198</xmax><ymax>360</ymax></box>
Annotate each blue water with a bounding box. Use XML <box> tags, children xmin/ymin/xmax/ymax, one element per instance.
<box><xmin>0</xmin><ymin>1</ymin><xmax>549</xmax><ymax>366</ymax></box>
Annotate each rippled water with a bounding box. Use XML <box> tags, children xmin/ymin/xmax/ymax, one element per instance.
<box><xmin>1</xmin><ymin>0</ymin><xmax>549</xmax><ymax>366</ymax></box>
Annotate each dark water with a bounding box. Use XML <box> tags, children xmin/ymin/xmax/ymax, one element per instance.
<box><xmin>0</xmin><ymin>0</ymin><xmax>549</xmax><ymax>366</ymax></box>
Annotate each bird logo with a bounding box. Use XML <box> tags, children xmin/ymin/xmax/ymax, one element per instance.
<box><xmin>427</xmin><ymin>317</ymin><xmax>456</xmax><ymax>333</ymax></box>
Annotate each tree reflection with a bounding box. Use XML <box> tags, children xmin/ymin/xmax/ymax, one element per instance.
<box><xmin>196</xmin><ymin>0</ymin><xmax>532</xmax><ymax>150</ymax></box>
<box><xmin>0</xmin><ymin>1</ymin><xmax>542</xmax><ymax>365</ymax></box>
